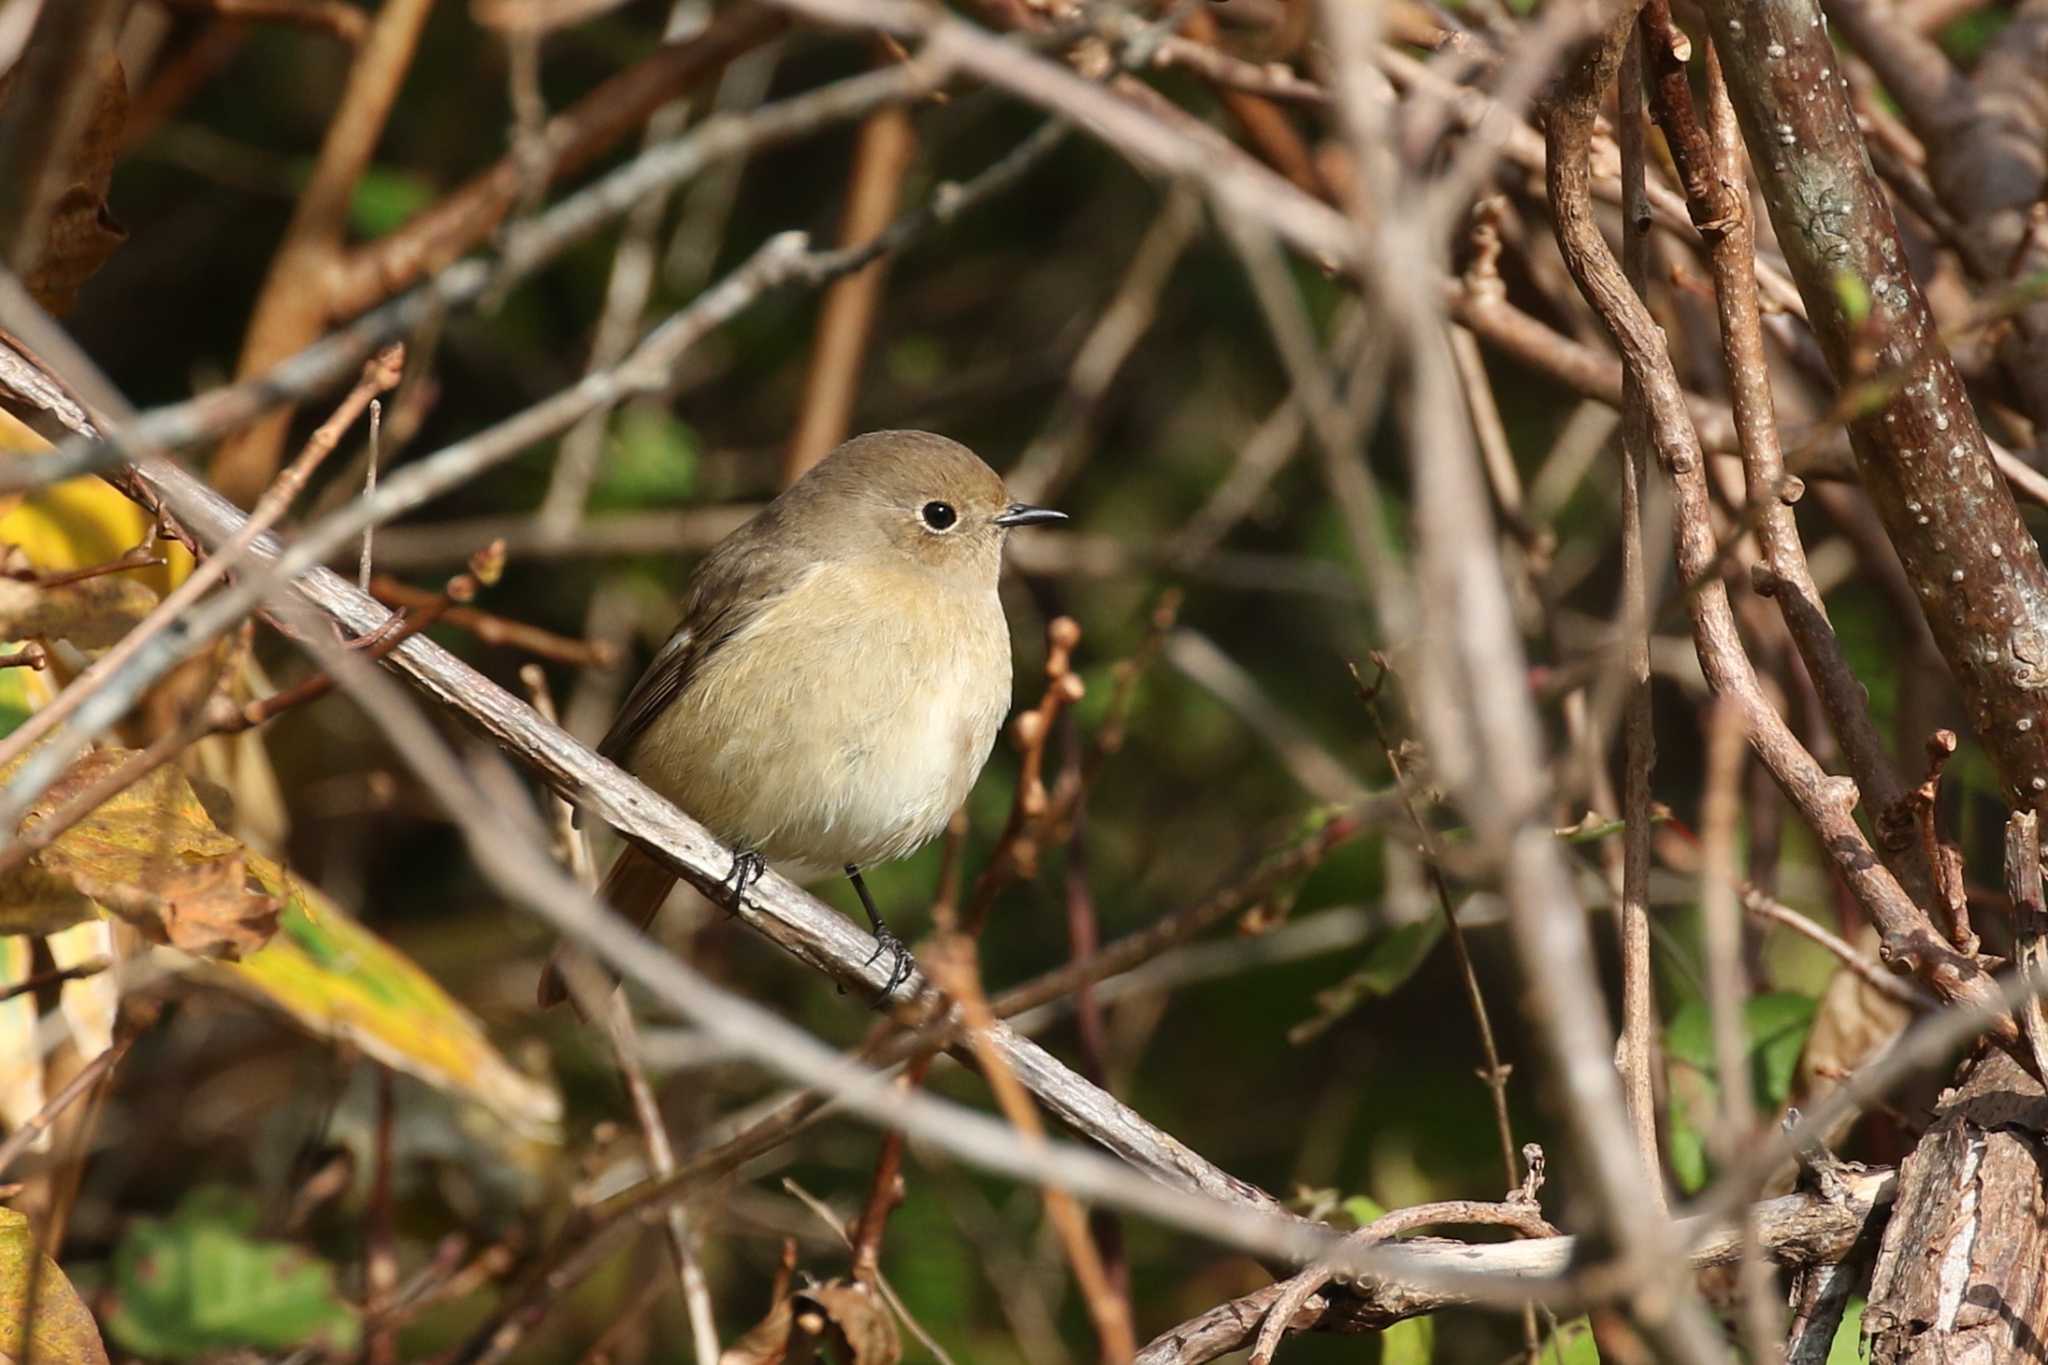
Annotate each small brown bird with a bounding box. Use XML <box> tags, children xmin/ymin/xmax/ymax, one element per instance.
<box><xmin>539</xmin><ymin>430</ymin><xmax>1065</xmax><ymax>1004</ymax></box>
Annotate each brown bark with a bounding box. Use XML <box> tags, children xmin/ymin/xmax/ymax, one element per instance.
<box><xmin>1703</xmin><ymin>0</ymin><xmax>2048</xmax><ymax>817</ymax></box>
<box><xmin>1865</xmin><ymin>1048</ymin><xmax>2048</xmax><ymax>1363</ymax></box>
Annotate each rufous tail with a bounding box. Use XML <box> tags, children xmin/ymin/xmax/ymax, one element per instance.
<box><xmin>535</xmin><ymin>843</ymin><xmax>677</xmax><ymax>1008</ymax></box>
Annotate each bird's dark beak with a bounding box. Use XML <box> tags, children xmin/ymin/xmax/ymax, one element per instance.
<box><xmin>994</xmin><ymin>502</ymin><xmax>1067</xmax><ymax>528</ymax></box>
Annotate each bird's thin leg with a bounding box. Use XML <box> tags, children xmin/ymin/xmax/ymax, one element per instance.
<box><xmin>846</xmin><ymin>864</ymin><xmax>911</xmax><ymax>998</ymax></box>
<box><xmin>720</xmin><ymin>848</ymin><xmax>766</xmax><ymax>913</ymax></box>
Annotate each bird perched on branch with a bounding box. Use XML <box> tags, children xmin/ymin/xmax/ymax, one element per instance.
<box><xmin>538</xmin><ymin>429</ymin><xmax>1066</xmax><ymax>1005</ymax></box>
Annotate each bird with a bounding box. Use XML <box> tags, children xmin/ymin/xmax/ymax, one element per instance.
<box><xmin>538</xmin><ymin>429</ymin><xmax>1066</xmax><ymax>1006</ymax></box>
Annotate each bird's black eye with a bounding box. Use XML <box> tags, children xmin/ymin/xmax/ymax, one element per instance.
<box><xmin>920</xmin><ymin>500</ymin><xmax>958</xmax><ymax>531</ymax></box>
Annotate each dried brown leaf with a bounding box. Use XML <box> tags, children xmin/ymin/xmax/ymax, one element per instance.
<box><xmin>0</xmin><ymin>749</ymin><xmax>280</xmax><ymax>956</ymax></box>
<box><xmin>0</xmin><ymin>568</ymin><xmax>157</xmax><ymax>648</ymax></box>
<box><xmin>719</xmin><ymin>1293</ymin><xmax>796</xmax><ymax>1365</ymax></box>
<box><xmin>800</xmin><ymin>1281</ymin><xmax>900</xmax><ymax>1364</ymax></box>
<box><xmin>15</xmin><ymin>52</ymin><xmax>128</xmax><ymax>315</ymax></box>
<box><xmin>717</xmin><ymin>1279</ymin><xmax>899</xmax><ymax>1365</ymax></box>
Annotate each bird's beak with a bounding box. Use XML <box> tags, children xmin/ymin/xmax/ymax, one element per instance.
<box><xmin>994</xmin><ymin>502</ymin><xmax>1067</xmax><ymax>528</ymax></box>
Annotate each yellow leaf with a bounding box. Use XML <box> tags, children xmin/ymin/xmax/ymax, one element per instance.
<box><xmin>0</xmin><ymin>474</ymin><xmax>191</xmax><ymax>594</ymax></box>
<box><xmin>0</xmin><ymin>1210</ymin><xmax>108</xmax><ymax>1363</ymax></box>
<box><xmin>221</xmin><ymin>878</ymin><xmax>563</xmax><ymax>1140</ymax></box>
<box><xmin>0</xmin><ymin>748</ymin><xmax>279</xmax><ymax>954</ymax></box>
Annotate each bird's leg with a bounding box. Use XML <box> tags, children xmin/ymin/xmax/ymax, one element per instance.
<box><xmin>719</xmin><ymin>847</ymin><xmax>766</xmax><ymax>913</ymax></box>
<box><xmin>846</xmin><ymin>864</ymin><xmax>912</xmax><ymax>999</ymax></box>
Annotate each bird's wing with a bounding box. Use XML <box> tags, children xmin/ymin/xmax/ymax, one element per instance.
<box><xmin>595</xmin><ymin>529</ymin><xmax>808</xmax><ymax>765</ymax></box>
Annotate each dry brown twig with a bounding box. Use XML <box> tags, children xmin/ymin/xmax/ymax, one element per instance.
<box><xmin>368</xmin><ymin>575</ymin><xmax>618</xmax><ymax>668</ymax></box>
<box><xmin>1352</xmin><ymin>658</ymin><xmax>1520</xmax><ymax>1191</ymax></box>
<box><xmin>1706</xmin><ymin>0</ymin><xmax>2048</xmax><ymax>820</ymax></box>
<box><xmin>208</xmin><ymin>0</ymin><xmax>435</xmax><ymax>503</ymax></box>
<box><xmin>1544</xmin><ymin>5</ymin><xmax>2006</xmax><ymax>1032</ymax></box>
<box><xmin>1250</xmin><ymin>1186</ymin><xmax>1560</xmax><ymax>1365</ymax></box>
<box><xmin>523</xmin><ymin>667</ymin><xmax>719</xmax><ymax>1361</ymax></box>
<box><xmin>153</xmin><ymin>0</ymin><xmax>368</xmax><ymax>43</ymax></box>
<box><xmin>1311</xmin><ymin>0</ymin><xmax>1727</xmax><ymax>1350</ymax></box>
<box><xmin>925</xmin><ymin>932</ymin><xmax>1136</xmax><ymax>1362</ymax></box>
<box><xmin>956</xmin><ymin>616</ymin><xmax>1087</xmax><ymax>936</ymax></box>
<box><xmin>204</xmin><ymin>5</ymin><xmax>787</xmax><ymax>501</ymax></box>
<box><xmin>1697</xmin><ymin>697</ymin><xmax>1783</xmax><ymax>1359</ymax></box>
<box><xmin>1639</xmin><ymin>1</ymin><xmax>1930</xmax><ymax>910</ymax></box>
<box><xmin>783</xmin><ymin>89</ymin><xmax>918</xmax><ymax>484</ymax></box>
<box><xmin>1613</xmin><ymin>20</ymin><xmax>1664</xmax><ymax>1206</ymax></box>
<box><xmin>0</xmin><ymin>344</ymin><xmax>404</xmax><ymax>787</ymax></box>
<box><xmin>534</xmin><ymin>0</ymin><xmax>714</xmax><ymax>536</ymax></box>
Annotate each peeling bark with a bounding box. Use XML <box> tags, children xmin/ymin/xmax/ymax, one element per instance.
<box><xmin>1866</xmin><ymin>1048</ymin><xmax>2048</xmax><ymax>1363</ymax></box>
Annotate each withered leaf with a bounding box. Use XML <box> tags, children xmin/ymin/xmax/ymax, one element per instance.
<box><xmin>0</xmin><ymin>566</ymin><xmax>157</xmax><ymax>648</ymax></box>
<box><xmin>718</xmin><ymin>1279</ymin><xmax>900</xmax><ymax>1365</ymax></box>
<box><xmin>0</xmin><ymin>749</ymin><xmax>280</xmax><ymax>957</ymax></box>
<box><xmin>16</xmin><ymin>53</ymin><xmax>129</xmax><ymax>316</ymax></box>
<box><xmin>719</xmin><ymin>1293</ymin><xmax>795</xmax><ymax>1365</ymax></box>
<box><xmin>799</xmin><ymin>1282</ymin><xmax>900</xmax><ymax>1365</ymax></box>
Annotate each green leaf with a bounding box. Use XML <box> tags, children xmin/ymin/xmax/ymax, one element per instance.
<box><xmin>1829</xmin><ymin>1296</ymin><xmax>1868</xmax><ymax>1364</ymax></box>
<box><xmin>1333</xmin><ymin>1195</ymin><xmax>1432</xmax><ymax>1364</ymax></box>
<box><xmin>1665</xmin><ymin>992</ymin><xmax>1818</xmax><ymax>1191</ymax></box>
<box><xmin>0</xmin><ymin>1209</ymin><xmax>109</xmax><ymax>1364</ymax></box>
<box><xmin>349</xmin><ymin>166</ymin><xmax>435</xmax><ymax>238</ymax></box>
<box><xmin>1340</xmin><ymin>1194</ymin><xmax>1386</xmax><ymax>1227</ymax></box>
<box><xmin>0</xmin><ymin>664</ymin><xmax>33</xmax><ymax>739</ymax></box>
<box><xmin>1289</xmin><ymin>918</ymin><xmax>1444</xmax><ymax>1043</ymax></box>
<box><xmin>1937</xmin><ymin>6</ymin><xmax>2011</xmax><ymax>60</ymax></box>
<box><xmin>1383</xmin><ymin>1310</ymin><xmax>1435</xmax><ymax>1365</ymax></box>
<box><xmin>884</xmin><ymin>334</ymin><xmax>945</xmax><ymax>389</ymax></box>
<box><xmin>1668</xmin><ymin>1104</ymin><xmax>1709</xmax><ymax>1194</ymax></box>
<box><xmin>1538</xmin><ymin>1315</ymin><xmax>1601</xmax><ymax>1364</ymax></box>
<box><xmin>1666</xmin><ymin>992</ymin><xmax>1816</xmax><ymax>1106</ymax></box>
<box><xmin>107</xmin><ymin>1189</ymin><xmax>359</xmax><ymax>1360</ymax></box>
<box><xmin>1749</xmin><ymin>991</ymin><xmax>1819</xmax><ymax>1107</ymax></box>
<box><xmin>589</xmin><ymin>407</ymin><xmax>699</xmax><ymax>511</ymax></box>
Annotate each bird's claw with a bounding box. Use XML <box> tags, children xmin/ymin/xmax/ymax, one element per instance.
<box><xmin>865</xmin><ymin>922</ymin><xmax>914</xmax><ymax>1004</ymax></box>
<box><xmin>720</xmin><ymin>848</ymin><xmax>766</xmax><ymax>914</ymax></box>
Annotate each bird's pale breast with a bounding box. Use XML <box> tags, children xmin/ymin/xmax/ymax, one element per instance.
<box><xmin>626</xmin><ymin>561</ymin><xmax>1011</xmax><ymax>872</ymax></box>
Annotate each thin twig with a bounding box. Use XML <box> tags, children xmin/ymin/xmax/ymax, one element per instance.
<box><xmin>0</xmin><ymin>1031</ymin><xmax>133</xmax><ymax>1179</ymax></box>
<box><xmin>526</xmin><ymin>668</ymin><xmax>720</xmax><ymax>1360</ymax></box>
<box><xmin>925</xmin><ymin>932</ymin><xmax>1137</xmax><ymax>1363</ymax></box>
<box><xmin>0</xmin><ymin>345</ymin><xmax>402</xmax><ymax>796</ymax></box>
<box><xmin>358</xmin><ymin>396</ymin><xmax>379</xmax><ymax>591</ymax></box>
<box><xmin>1699</xmin><ymin>698</ymin><xmax>1781</xmax><ymax>1360</ymax></box>
<box><xmin>1613</xmin><ymin>18</ymin><xmax>1664</xmax><ymax>1206</ymax></box>
<box><xmin>1543</xmin><ymin>6</ymin><xmax>2008</xmax><ymax>1032</ymax></box>
<box><xmin>783</xmin><ymin>91</ymin><xmax>918</xmax><ymax>484</ymax></box>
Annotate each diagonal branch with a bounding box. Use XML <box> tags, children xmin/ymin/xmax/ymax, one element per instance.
<box><xmin>1704</xmin><ymin>0</ymin><xmax>2048</xmax><ymax>822</ymax></box>
<box><xmin>1544</xmin><ymin>1</ymin><xmax>2008</xmax><ymax>1030</ymax></box>
<box><xmin>1639</xmin><ymin>0</ymin><xmax>1933</xmax><ymax>911</ymax></box>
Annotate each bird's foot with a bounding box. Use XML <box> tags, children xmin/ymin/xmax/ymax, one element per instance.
<box><xmin>720</xmin><ymin>848</ymin><xmax>766</xmax><ymax>914</ymax></box>
<box><xmin>865</xmin><ymin>921</ymin><xmax>914</xmax><ymax>1004</ymax></box>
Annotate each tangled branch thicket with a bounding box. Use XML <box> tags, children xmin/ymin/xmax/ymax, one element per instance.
<box><xmin>1</xmin><ymin>0</ymin><xmax>2047</xmax><ymax>1359</ymax></box>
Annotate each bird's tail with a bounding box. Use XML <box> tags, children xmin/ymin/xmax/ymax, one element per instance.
<box><xmin>535</xmin><ymin>843</ymin><xmax>677</xmax><ymax>1008</ymax></box>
